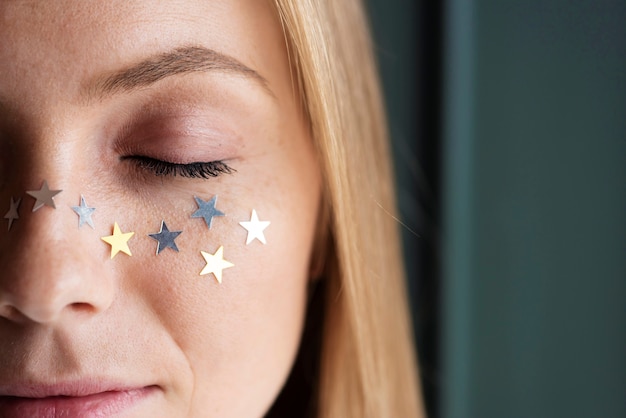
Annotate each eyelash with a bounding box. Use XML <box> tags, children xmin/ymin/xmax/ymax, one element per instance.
<box><xmin>123</xmin><ymin>156</ymin><xmax>235</xmax><ymax>179</ymax></box>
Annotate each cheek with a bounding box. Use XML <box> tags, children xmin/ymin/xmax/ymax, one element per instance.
<box><xmin>113</xmin><ymin>153</ymin><xmax>319</xmax><ymax>413</ymax></box>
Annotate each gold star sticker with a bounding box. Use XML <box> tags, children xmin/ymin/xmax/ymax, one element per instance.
<box><xmin>239</xmin><ymin>209</ymin><xmax>270</xmax><ymax>245</ymax></box>
<box><xmin>200</xmin><ymin>246</ymin><xmax>234</xmax><ymax>283</ymax></box>
<box><xmin>26</xmin><ymin>180</ymin><xmax>62</xmax><ymax>212</ymax></box>
<box><xmin>101</xmin><ymin>222</ymin><xmax>134</xmax><ymax>259</ymax></box>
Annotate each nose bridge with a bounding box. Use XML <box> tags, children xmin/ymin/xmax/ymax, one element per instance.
<box><xmin>0</xmin><ymin>173</ymin><xmax>114</xmax><ymax>325</ymax></box>
<box><xmin>0</xmin><ymin>82</ymin><xmax>119</xmax><ymax>323</ymax></box>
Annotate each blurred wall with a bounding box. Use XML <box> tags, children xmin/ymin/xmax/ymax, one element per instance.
<box><xmin>442</xmin><ymin>1</ymin><xmax>626</xmax><ymax>418</ymax></box>
<box><xmin>365</xmin><ymin>1</ymin><xmax>440</xmax><ymax>415</ymax></box>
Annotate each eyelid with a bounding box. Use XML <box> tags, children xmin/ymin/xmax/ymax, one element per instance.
<box><xmin>114</xmin><ymin>110</ymin><xmax>240</xmax><ymax>161</ymax></box>
<box><xmin>122</xmin><ymin>155</ymin><xmax>235</xmax><ymax>179</ymax></box>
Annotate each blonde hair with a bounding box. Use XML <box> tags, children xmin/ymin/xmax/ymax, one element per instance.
<box><xmin>272</xmin><ymin>1</ymin><xmax>425</xmax><ymax>417</ymax></box>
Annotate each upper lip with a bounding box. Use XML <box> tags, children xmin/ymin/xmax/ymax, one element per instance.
<box><xmin>0</xmin><ymin>380</ymin><xmax>149</xmax><ymax>398</ymax></box>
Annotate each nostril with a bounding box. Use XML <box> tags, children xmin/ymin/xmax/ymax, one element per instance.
<box><xmin>0</xmin><ymin>301</ymin><xmax>103</xmax><ymax>324</ymax></box>
<box><xmin>0</xmin><ymin>305</ymin><xmax>29</xmax><ymax>323</ymax></box>
<box><xmin>69</xmin><ymin>302</ymin><xmax>97</xmax><ymax>314</ymax></box>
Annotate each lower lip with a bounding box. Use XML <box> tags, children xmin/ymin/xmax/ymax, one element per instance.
<box><xmin>0</xmin><ymin>387</ymin><xmax>158</xmax><ymax>418</ymax></box>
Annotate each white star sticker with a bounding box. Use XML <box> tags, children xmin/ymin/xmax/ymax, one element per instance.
<box><xmin>239</xmin><ymin>209</ymin><xmax>270</xmax><ymax>245</ymax></box>
<box><xmin>200</xmin><ymin>246</ymin><xmax>234</xmax><ymax>283</ymax></box>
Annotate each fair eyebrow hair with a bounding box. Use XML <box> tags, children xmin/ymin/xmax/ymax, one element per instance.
<box><xmin>86</xmin><ymin>45</ymin><xmax>273</xmax><ymax>100</ymax></box>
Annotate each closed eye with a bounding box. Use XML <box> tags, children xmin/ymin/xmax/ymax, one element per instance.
<box><xmin>122</xmin><ymin>155</ymin><xmax>235</xmax><ymax>179</ymax></box>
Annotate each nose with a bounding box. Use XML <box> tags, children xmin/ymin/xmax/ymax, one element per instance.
<box><xmin>0</xmin><ymin>189</ymin><xmax>114</xmax><ymax>324</ymax></box>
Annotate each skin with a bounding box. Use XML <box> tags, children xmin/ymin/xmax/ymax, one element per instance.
<box><xmin>0</xmin><ymin>1</ymin><xmax>321</xmax><ymax>417</ymax></box>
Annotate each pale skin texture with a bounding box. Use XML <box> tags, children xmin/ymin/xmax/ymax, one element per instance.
<box><xmin>0</xmin><ymin>1</ymin><xmax>321</xmax><ymax>417</ymax></box>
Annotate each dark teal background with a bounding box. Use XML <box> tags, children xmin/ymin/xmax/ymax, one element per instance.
<box><xmin>442</xmin><ymin>1</ymin><xmax>626</xmax><ymax>417</ymax></box>
<box><xmin>367</xmin><ymin>1</ymin><xmax>626</xmax><ymax>417</ymax></box>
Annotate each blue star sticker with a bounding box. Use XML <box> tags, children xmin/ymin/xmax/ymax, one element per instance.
<box><xmin>148</xmin><ymin>220</ymin><xmax>182</xmax><ymax>254</ymax></box>
<box><xmin>71</xmin><ymin>195</ymin><xmax>96</xmax><ymax>229</ymax></box>
<box><xmin>191</xmin><ymin>195</ymin><xmax>225</xmax><ymax>229</ymax></box>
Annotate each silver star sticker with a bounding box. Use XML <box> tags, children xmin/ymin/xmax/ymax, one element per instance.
<box><xmin>191</xmin><ymin>195</ymin><xmax>225</xmax><ymax>229</ymax></box>
<box><xmin>4</xmin><ymin>197</ymin><xmax>21</xmax><ymax>231</ymax></box>
<box><xmin>148</xmin><ymin>220</ymin><xmax>182</xmax><ymax>254</ymax></box>
<box><xmin>239</xmin><ymin>209</ymin><xmax>270</xmax><ymax>244</ymax></box>
<box><xmin>26</xmin><ymin>180</ymin><xmax>62</xmax><ymax>212</ymax></box>
<box><xmin>71</xmin><ymin>195</ymin><xmax>96</xmax><ymax>229</ymax></box>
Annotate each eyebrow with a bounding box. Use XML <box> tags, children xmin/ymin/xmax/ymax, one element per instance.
<box><xmin>86</xmin><ymin>45</ymin><xmax>273</xmax><ymax>100</ymax></box>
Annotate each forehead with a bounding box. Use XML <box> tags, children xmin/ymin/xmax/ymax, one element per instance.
<box><xmin>0</xmin><ymin>0</ymin><xmax>288</xmax><ymax>105</ymax></box>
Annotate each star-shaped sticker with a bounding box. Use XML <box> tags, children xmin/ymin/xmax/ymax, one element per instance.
<box><xmin>191</xmin><ymin>195</ymin><xmax>224</xmax><ymax>229</ymax></box>
<box><xmin>71</xmin><ymin>195</ymin><xmax>96</xmax><ymax>229</ymax></box>
<box><xmin>4</xmin><ymin>197</ymin><xmax>21</xmax><ymax>231</ymax></box>
<box><xmin>101</xmin><ymin>222</ymin><xmax>134</xmax><ymax>259</ymax></box>
<box><xmin>148</xmin><ymin>220</ymin><xmax>182</xmax><ymax>254</ymax></box>
<box><xmin>200</xmin><ymin>246</ymin><xmax>234</xmax><ymax>283</ymax></box>
<box><xmin>27</xmin><ymin>180</ymin><xmax>62</xmax><ymax>212</ymax></box>
<box><xmin>239</xmin><ymin>209</ymin><xmax>270</xmax><ymax>244</ymax></box>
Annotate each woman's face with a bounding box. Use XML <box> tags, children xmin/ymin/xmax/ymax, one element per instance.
<box><xmin>0</xmin><ymin>1</ymin><xmax>320</xmax><ymax>417</ymax></box>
